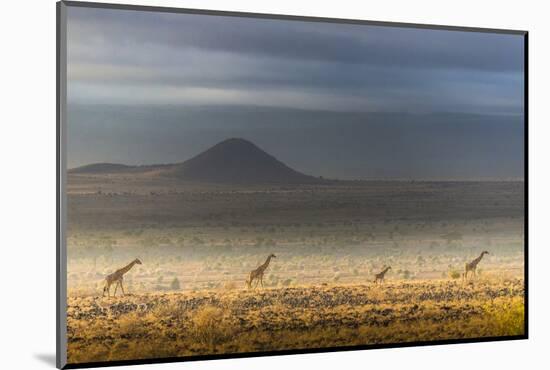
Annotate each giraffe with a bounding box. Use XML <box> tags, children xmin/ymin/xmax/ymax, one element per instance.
<box><xmin>102</xmin><ymin>258</ymin><xmax>142</xmax><ymax>297</ymax></box>
<box><xmin>246</xmin><ymin>254</ymin><xmax>276</xmax><ymax>289</ymax></box>
<box><xmin>463</xmin><ymin>251</ymin><xmax>489</xmax><ymax>280</ymax></box>
<box><xmin>373</xmin><ymin>266</ymin><xmax>391</xmax><ymax>284</ymax></box>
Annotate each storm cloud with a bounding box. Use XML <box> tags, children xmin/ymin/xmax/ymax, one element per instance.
<box><xmin>66</xmin><ymin>6</ymin><xmax>525</xmax><ymax>179</ymax></box>
<box><xmin>67</xmin><ymin>6</ymin><xmax>524</xmax><ymax>114</ymax></box>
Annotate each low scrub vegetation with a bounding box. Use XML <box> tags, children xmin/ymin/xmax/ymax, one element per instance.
<box><xmin>67</xmin><ymin>277</ymin><xmax>524</xmax><ymax>364</ymax></box>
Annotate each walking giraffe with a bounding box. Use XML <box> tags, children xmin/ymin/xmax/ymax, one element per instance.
<box><xmin>463</xmin><ymin>251</ymin><xmax>489</xmax><ymax>280</ymax></box>
<box><xmin>246</xmin><ymin>254</ymin><xmax>276</xmax><ymax>289</ymax></box>
<box><xmin>103</xmin><ymin>258</ymin><xmax>142</xmax><ymax>297</ymax></box>
<box><xmin>373</xmin><ymin>266</ymin><xmax>391</xmax><ymax>284</ymax></box>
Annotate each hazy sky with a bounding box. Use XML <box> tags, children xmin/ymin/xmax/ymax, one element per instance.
<box><xmin>66</xmin><ymin>6</ymin><xmax>525</xmax><ymax>180</ymax></box>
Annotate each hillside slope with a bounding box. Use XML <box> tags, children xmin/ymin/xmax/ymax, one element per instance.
<box><xmin>69</xmin><ymin>138</ymin><xmax>322</xmax><ymax>184</ymax></box>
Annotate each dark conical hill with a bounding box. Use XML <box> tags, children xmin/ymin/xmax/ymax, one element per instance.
<box><xmin>69</xmin><ymin>138</ymin><xmax>322</xmax><ymax>185</ymax></box>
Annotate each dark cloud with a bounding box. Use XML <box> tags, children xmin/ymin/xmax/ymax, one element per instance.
<box><xmin>65</xmin><ymin>5</ymin><xmax>525</xmax><ymax>179</ymax></box>
<box><xmin>68</xmin><ymin>7</ymin><xmax>523</xmax><ymax>72</ymax></box>
<box><xmin>66</xmin><ymin>6</ymin><xmax>524</xmax><ymax>114</ymax></box>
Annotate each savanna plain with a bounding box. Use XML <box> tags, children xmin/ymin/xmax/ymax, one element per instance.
<box><xmin>66</xmin><ymin>175</ymin><xmax>525</xmax><ymax>364</ymax></box>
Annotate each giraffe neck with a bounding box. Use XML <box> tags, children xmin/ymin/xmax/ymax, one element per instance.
<box><xmin>475</xmin><ymin>253</ymin><xmax>486</xmax><ymax>264</ymax></box>
<box><xmin>470</xmin><ymin>253</ymin><xmax>484</xmax><ymax>267</ymax></box>
<box><xmin>383</xmin><ymin>267</ymin><xmax>390</xmax><ymax>274</ymax></box>
<box><xmin>260</xmin><ymin>256</ymin><xmax>272</xmax><ymax>272</ymax></box>
<box><xmin>119</xmin><ymin>260</ymin><xmax>137</xmax><ymax>275</ymax></box>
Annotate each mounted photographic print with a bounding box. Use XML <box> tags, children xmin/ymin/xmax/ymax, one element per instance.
<box><xmin>56</xmin><ymin>1</ymin><xmax>528</xmax><ymax>368</ymax></box>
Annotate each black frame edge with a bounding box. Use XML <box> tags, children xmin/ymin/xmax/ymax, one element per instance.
<box><xmin>523</xmin><ymin>32</ymin><xmax>529</xmax><ymax>339</ymax></box>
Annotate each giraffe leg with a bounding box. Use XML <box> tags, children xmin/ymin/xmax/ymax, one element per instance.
<box><xmin>120</xmin><ymin>281</ymin><xmax>125</xmax><ymax>296</ymax></box>
<box><xmin>114</xmin><ymin>282</ymin><xmax>119</xmax><ymax>296</ymax></box>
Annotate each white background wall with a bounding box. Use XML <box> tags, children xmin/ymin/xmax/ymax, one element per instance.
<box><xmin>1</xmin><ymin>0</ymin><xmax>547</xmax><ymax>368</ymax></box>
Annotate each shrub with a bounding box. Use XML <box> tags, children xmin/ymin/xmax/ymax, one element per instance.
<box><xmin>484</xmin><ymin>298</ymin><xmax>524</xmax><ymax>336</ymax></box>
<box><xmin>281</xmin><ymin>278</ymin><xmax>293</xmax><ymax>287</ymax></box>
<box><xmin>448</xmin><ymin>269</ymin><xmax>462</xmax><ymax>279</ymax></box>
<box><xmin>191</xmin><ymin>237</ymin><xmax>204</xmax><ymax>245</ymax></box>
<box><xmin>116</xmin><ymin>312</ymin><xmax>148</xmax><ymax>337</ymax></box>
<box><xmin>170</xmin><ymin>277</ymin><xmax>181</xmax><ymax>290</ymax></box>
<box><xmin>223</xmin><ymin>281</ymin><xmax>237</xmax><ymax>290</ymax></box>
<box><xmin>191</xmin><ymin>306</ymin><xmax>229</xmax><ymax>346</ymax></box>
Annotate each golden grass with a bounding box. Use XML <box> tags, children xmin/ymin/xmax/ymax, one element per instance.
<box><xmin>190</xmin><ymin>306</ymin><xmax>231</xmax><ymax>347</ymax></box>
<box><xmin>483</xmin><ymin>297</ymin><xmax>525</xmax><ymax>336</ymax></box>
<box><xmin>67</xmin><ymin>277</ymin><xmax>524</xmax><ymax>364</ymax></box>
